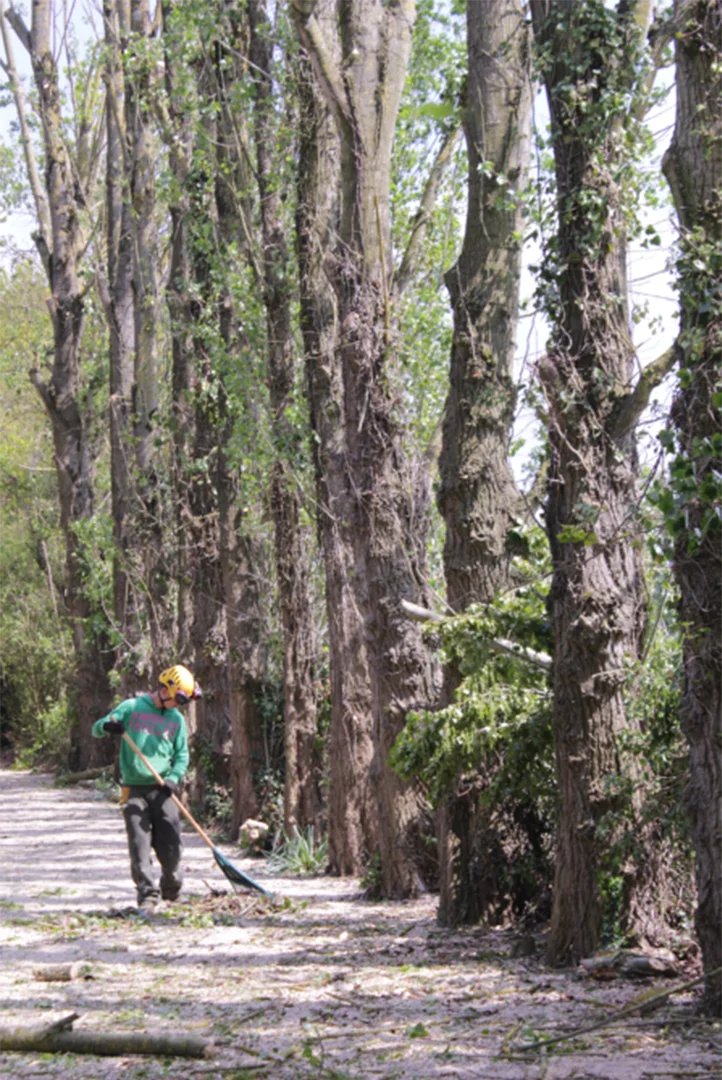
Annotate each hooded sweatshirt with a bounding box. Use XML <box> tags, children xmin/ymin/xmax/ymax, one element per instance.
<box><xmin>92</xmin><ymin>695</ymin><xmax>189</xmax><ymax>787</ymax></box>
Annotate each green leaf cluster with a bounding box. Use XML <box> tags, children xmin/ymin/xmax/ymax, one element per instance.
<box><xmin>390</xmin><ymin>528</ymin><xmax>553</xmax><ymax>813</ymax></box>
<box><xmin>652</xmin><ymin>224</ymin><xmax>722</xmax><ymax>547</ymax></box>
<box><xmin>0</xmin><ymin>260</ymin><xmax>74</xmax><ymax>764</ymax></box>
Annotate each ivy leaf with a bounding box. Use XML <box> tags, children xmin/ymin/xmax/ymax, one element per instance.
<box><xmin>417</xmin><ymin>101</ymin><xmax>455</xmax><ymax>121</ymax></box>
<box><xmin>557</xmin><ymin>524</ymin><xmax>597</xmax><ymax>545</ymax></box>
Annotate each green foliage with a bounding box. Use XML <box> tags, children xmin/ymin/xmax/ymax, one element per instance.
<box><xmin>593</xmin><ymin>562</ymin><xmax>693</xmax><ymax>944</ymax></box>
<box><xmin>0</xmin><ymin>260</ymin><xmax>75</xmax><ymax>765</ymax></box>
<box><xmin>264</xmin><ymin>824</ymin><xmax>328</xmax><ymax>877</ymax></box>
<box><xmin>0</xmin><ymin>139</ymin><xmax>30</xmax><ymax>218</ymax></box>
<box><xmin>205</xmin><ymin>783</ymin><xmax>234</xmax><ymax>828</ymax></box>
<box><xmin>652</xmin><ymin>224</ymin><xmax>722</xmax><ymax>548</ymax></box>
<box><xmin>389</xmin><ymin>528</ymin><xmax>556</xmax><ymax>920</ymax></box>
<box><xmin>392</xmin><ymin>0</ymin><xmax>465</xmax><ymax>451</ymax></box>
<box><xmin>390</xmin><ymin>528</ymin><xmax>553</xmax><ymax>812</ymax></box>
<box><xmin>531</xmin><ymin>0</ymin><xmax>669</xmax><ymax>336</ymax></box>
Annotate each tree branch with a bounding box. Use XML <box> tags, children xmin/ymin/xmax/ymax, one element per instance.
<box><xmin>393</xmin><ymin>125</ymin><xmax>462</xmax><ymax>296</ymax></box>
<box><xmin>4</xmin><ymin>4</ymin><xmax>30</xmax><ymax>52</ymax></box>
<box><xmin>29</xmin><ymin>366</ymin><xmax>55</xmax><ymax>416</ymax></box>
<box><xmin>292</xmin><ymin>4</ymin><xmax>353</xmax><ymax>145</ymax></box>
<box><xmin>609</xmin><ymin>346</ymin><xmax>677</xmax><ymax>440</ymax></box>
<box><xmin>400</xmin><ymin>599</ymin><xmax>552</xmax><ymax>671</ymax></box>
<box><xmin>0</xmin><ymin>3</ymin><xmax>52</xmax><ymax>269</ymax></box>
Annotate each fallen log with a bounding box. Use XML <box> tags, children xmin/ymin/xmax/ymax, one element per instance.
<box><xmin>33</xmin><ymin>962</ymin><xmax>92</xmax><ymax>982</ymax></box>
<box><xmin>0</xmin><ymin>1024</ymin><xmax>212</xmax><ymax>1058</ymax></box>
<box><xmin>59</xmin><ymin>766</ymin><xmax>110</xmax><ymax>784</ymax></box>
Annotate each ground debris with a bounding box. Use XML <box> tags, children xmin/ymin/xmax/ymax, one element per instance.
<box><xmin>580</xmin><ymin>949</ymin><xmax>680</xmax><ymax>980</ymax></box>
<box><xmin>0</xmin><ymin>770</ymin><xmax>716</xmax><ymax>1080</ymax></box>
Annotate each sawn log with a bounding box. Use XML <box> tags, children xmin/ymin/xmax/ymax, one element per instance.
<box><xmin>0</xmin><ymin>1018</ymin><xmax>212</xmax><ymax>1058</ymax></box>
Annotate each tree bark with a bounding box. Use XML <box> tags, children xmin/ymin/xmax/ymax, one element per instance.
<box><xmin>662</xmin><ymin>0</ymin><xmax>722</xmax><ymax>1016</ymax></box>
<box><xmin>15</xmin><ymin>0</ymin><xmax>113</xmax><ymax>768</ymax></box>
<box><xmin>436</xmin><ymin>0</ymin><xmax>532</xmax><ymax>927</ymax></box>
<box><xmin>531</xmin><ymin>0</ymin><xmax>654</xmax><ymax>964</ymax></box>
<box><xmin>127</xmin><ymin>0</ymin><xmax>160</xmax><ymax>472</ymax></box>
<box><xmin>103</xmin><ymin>0</ymin><xmax>145</xmax><ymax>695</ymax></box>
<box><xmin>211</xmin><ymin>3</ymin><xmax>268</xmax><ymax>838</ymax></box>
<box><xmin>0</xmin><ymin>1027</ymin><xmax>210</xmax><ymax>1058</ymax></box>
<box><xmin>295</xmin><ymin>1</ymin><xmax>377</xmax><ymax>873</ymax></box>
<box><xmin>294</xmin><ymin>0</ymin><xmax>437</xmax><ymax>897</ymax></box>
<box><xmin>250</xmin><ymin>0</ymin><xmax>323</xmax><ymax>834</ymax></box>
<box><xmin>160</xmin><ymin>0</ymin><xmax>196</xmax><ymax>669</ymax></box>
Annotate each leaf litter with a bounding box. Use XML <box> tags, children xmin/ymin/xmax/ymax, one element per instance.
<box><xmin>0</xmin><ymin>769</ymin><xmax>719</xmax><ymax>1080</ymax></box>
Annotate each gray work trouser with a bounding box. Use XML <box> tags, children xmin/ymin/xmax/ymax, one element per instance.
<box><xmin>123</xmin><ymin>785</ymin><xmax>183</xmax><ymax>903</ymax></box>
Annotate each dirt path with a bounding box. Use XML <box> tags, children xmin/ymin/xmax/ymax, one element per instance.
<box><xmin>0</xmin><ymin>770</ymin><xmax>718</xmax><ymax>1080</ymax></box>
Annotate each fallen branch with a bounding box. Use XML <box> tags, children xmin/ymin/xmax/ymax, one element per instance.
<box><xmin>34</xmin><ymin>1013</ymin><xmax>80</xmax><ymax>1038</ymax></box>
<box><xmin>33</xmin><ymin>962</ymin><xmax>91</xmax><ymax>982</ymax></box>
<box><xmin>0</xmin><ymin>1019</ymin><xmax>212</xmax><ymax>1058</ymax></box>
<box><xmin>60</xmin><ymin>766</ymin><xmax>110</xmax><ymax>784</ymax></box>
<box><xmin>400</xmin><ymin>600</ymin><xmax>552</xmax><ymax>671</ymax></box>
<box><xmin>505</xmin><ymin>968</ymin><xmax>719</xmax><ymax>1055</ymax></box>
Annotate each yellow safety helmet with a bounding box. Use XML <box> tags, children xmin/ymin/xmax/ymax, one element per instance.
<box><xmin>158</xmin><ymin>664</ymin><xmax>201</xmax><ymax>706</ymax></box>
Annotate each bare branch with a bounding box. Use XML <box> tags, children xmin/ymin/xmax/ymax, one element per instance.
<box><xmin>5</xmin><ymin>4</ymin><xmax>30</xmax><ymax>52</ymax></box>
<box><xmin>292</xmin><ymin>6</ymin><xmax>352</xmax><ymax>144</ymax></box>
<box><xmin>29</xmin><ymin>365</ymin><xmax>54</xmax><ymax>414</ymax></box>
<box><xmin>393</xmin><ymin>126</ymin><xmax>462</xmax><ymax>296</ymax></box>
<box><xmin>0</xmin><ymin>3</ymin><xmax>52</xmax><ymax>269</ymax></box>
<box><xmin>610</xmin><ymin>346</ymin><xmax>677</xmax><ymax>440</ymax></box>
<box><xmin>400</xmin><ymin>599</ymin><xmax>553</xmax><ymax>671</ymax></box>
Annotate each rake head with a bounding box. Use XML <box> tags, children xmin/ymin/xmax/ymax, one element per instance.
<box><xmin>212</xmin><ymin>846</ymin><xmax>272</xmax><ymax>897</ymax></box>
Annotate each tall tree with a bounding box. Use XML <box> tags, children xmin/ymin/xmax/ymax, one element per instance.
<box><xmin>295</xmin><ymin>0</ymin><xmax>376</xmax><ymax>873</ymax></box>
<box><xmin>1</xmin><ymin>0</ymin><xmax>112</xmax><ymax>767</ymax></box>
<box><xmin>436</xmin><ymin>0</ymin><xmax>532</xmax><ymax>927</ymax></box>
<box><xmin>209</xmin><ymin>1</ymin><xmax>270</xmax><ymax>837</ymax></box>
<box><xmin>102</xmin><ymin>0</ymin><xmax>137</xmax><ymax>687</ymax></box>
<box><xmin>662</xmin><ymin>0</ymin><xmax>722</xmax><ymax>1016</ymax></box>
<box><xmin>101</xmin><ymin>0</ymin><xmax>162</xmax><ymax>689</ymax></box>
<box><xmin>127</xmin><ymin>0</ymin><xmax>160</xmax><ymax>472</ymax></box>
<box><xmin>156</xmin><ymin>0</ymin><xmax>240</xmax><ymax>804</ymax></box>
<box><xmin>249</xmin><ymin>0</ymin><xmax>323</xmax><ymax>833</ymax></box>
<box><xmin>293</xmin><ymin>0</ymin><xmax>444</xmax><ymax>896</ymax></box>
<box><xmin>530</xmin><ymin>0</ymin><xmax>674</xmax><ymax>963</ymax></box>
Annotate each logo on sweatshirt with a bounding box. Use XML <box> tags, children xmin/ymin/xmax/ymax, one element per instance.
<box><xmin>129</xmin><ymin>711</ymin><xmax>180</xmax><ymax>740</ymax></box>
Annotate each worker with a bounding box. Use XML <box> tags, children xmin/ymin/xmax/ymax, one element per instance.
<box><xmin>92</xmin><ymin>665</ymin><xmax>201</xmax><ymax>912</ymax></box>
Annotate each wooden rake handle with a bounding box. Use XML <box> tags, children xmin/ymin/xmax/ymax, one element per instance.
<box><xmin>121</xmin><ymin>731</ymin><xmax>216</xmax><ymax>852</ymax></box>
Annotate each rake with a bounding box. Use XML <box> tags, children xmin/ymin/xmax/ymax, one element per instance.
<box><xmin>122</xmin><ymin>731</ymin><xmax>272</xmax><ymax>897</ymax></box>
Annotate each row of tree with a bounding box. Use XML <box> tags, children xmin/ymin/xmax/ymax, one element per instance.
<box><xmin>0</xmin><ymin>0</ymin><xmax>718</xmax><ymax>1012</ymax></box>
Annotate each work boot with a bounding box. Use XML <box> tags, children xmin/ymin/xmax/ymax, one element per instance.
<box><xmin>136</xmin><ymin>896</ymin><xmax>159</xmax><ymax>914</ymax></box>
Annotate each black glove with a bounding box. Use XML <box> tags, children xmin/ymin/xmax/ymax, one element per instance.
<box><xmin>160</xmin><ymin>778</ymin><xmax>178</xmax><ymax>796</ymax></box>
<box><xmin>103</xmin><ymin>719</ymin><xmax>125</xmax><ymax>735</ymax></box>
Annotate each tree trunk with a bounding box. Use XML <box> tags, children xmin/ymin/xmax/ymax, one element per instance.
<box><xmin>104</xmin><ymin>0</ymin><xmax>137</xmax><ymax>688</ymax></box>
<box><xmin>296</xmin><ymin>0</ymin><xmax>377</xmax><ymax>874</ymax></box>
<box><xmin>127</xmin><ymin>0</ymin><xmax>159</xmax><ymax>472</ymax></box>
<box><xmin>294</xmin><ymin>0</ymin><xmax>437</xmax><ymax>897</ymax></box>
<box><xmin>436</xmin><ymin>0</ymin><xmax>532</xmax><ymax>927</ymax></box>
<box><xmin>180</xmin><ymin>60</ymin><xmax>234</xmax><ymax>810</ymax></box>
<box><xmin>250</xmin><ymin>0</ymin><xmax>322</xmax><ymax>834</ymax></box>
<box><xmin>19</xmin><ymin>0</ymin><xmax>112</xmax><ymax>768</ymax></box>
<box><xmin>212</xmin><ymin>4</ymin><xmax>268</xmax><ymax>838</ymax></box>
<box><xmin>531</xmin><ymin>0</ymin><xmax>654</xmax><ymax>964</ymax></box>
<box><xmin>160</xmin><ymin>0</ymin><xmax>196</xmax><ymax>669</ymax></box>
<box><xmin>662</xmin><ymin>0</ymin><xmax>722</xmax><ymax>1016</ymax></box>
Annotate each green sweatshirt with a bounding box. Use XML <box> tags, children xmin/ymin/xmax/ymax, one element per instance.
<box><xmin>92</xmin><ymin>695</ymin><xmax>189</xmax><ymax>787</ymax></box>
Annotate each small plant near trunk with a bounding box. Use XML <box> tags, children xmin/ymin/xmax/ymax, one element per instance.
<box><xmin>264</xmin><ymin>824</ymin><xmax>328</xmax><ymax>876</ymax></box>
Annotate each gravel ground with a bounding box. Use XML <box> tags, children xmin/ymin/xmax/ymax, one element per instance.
<box><xmin>0</xmin><ymin>768</ymin><xmax>719</xmax><ymax>1080</ymax></box>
